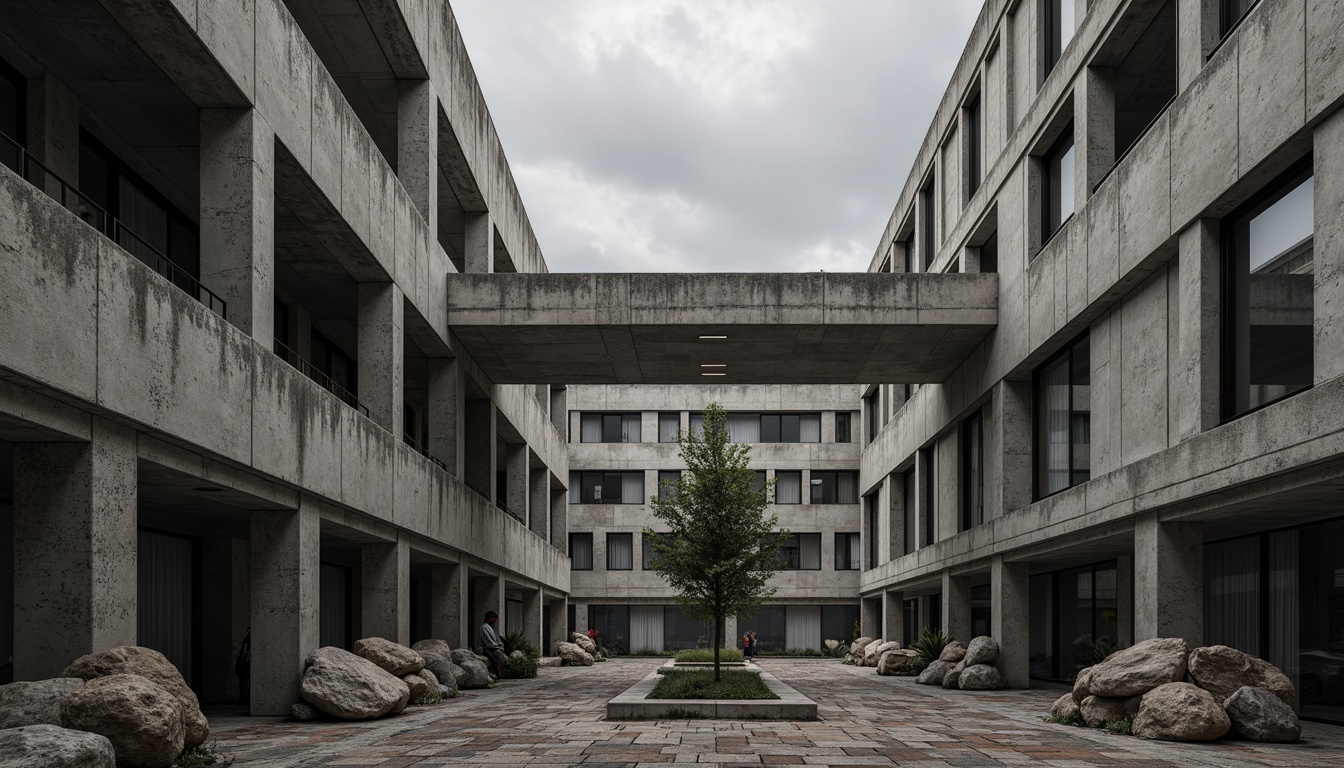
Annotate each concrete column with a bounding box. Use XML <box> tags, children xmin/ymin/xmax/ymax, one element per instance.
<box><xmin>549</xmin><ymin>386</ymin><xmax>567</xmax><ymax>435</ymax></box>
<box><xmin>936</xmin><ymin>433</ymin><xmax>960</xmax><ymax>542</ymax></box>
<box><xmin>1116</xmin><ymin>553</ymin><xmax>1135</xmax><ymax>646</ymax></box>
<box><xmin>357</xmin><ymin>282</ymin><xmax>404</xmax><ymax>437</ymax></box>
<box><xmin>861</xmin><ymin>596</ymin><xmax>882</xmax><ymax>638</ymax></box>
<box><xmin>573</xmin><ymin>603</ymin><xmax>589</xmax><ymax>639</ymax></box>
<box><xmin>505</xmin><ymin>444</ymin><xmax>529</xmax><ymax>523</ymax></box>
<box><xmin>993</xmin><ymin>380</ymin><xmax>1033</xmax><ymax>517</ymax></box>
<box><xmin>883</xmin><ymin>591</ymin><xmax>905</xmax><ymax>645</ymax></box>
<box><xmin>429</xmin><ymin>562</ymin><xmax>465</xmax><ymax>649</ymax></box>
<box><xmin>396</xmin><ymin>79</ymin><xmax>437</xmax><ymax>234</ymax></box>
<box><xmin>12</xmin><ymin>419</ymin><xmax>137</xmax><ymax>680</ymax></box>
<box><xmin>723</xmin><ymin>615</ymin><xmax>738</xmax><ymax>650</ymax></box>
<box><xmin>250</xmin><ymin>499</ymin><xmax>320</xmax><ymax>716</ymax></box>
<box><xmin>361</xmin><ymin>537</ymin><xmax>410</xmax><ymax>644</ymax></box>
<box><xmin>942</xmin><ymin>570</ymin><xmax>973</xmax><ymax>644</ymax></box>
<box><xmin>464</xmin><ymin>212</ymin><xmax>494</xmax><ymax>273</ymax></box>
<box><xmin>547</xmin><ymin>597</ymin><xmax>568</xmax><ymax>655</ymax></box>
<box><xmin>1177</xmin><ymin>0</ymin><xmax>1220</xmax><ymax>90</ymax></box>
<box><xmin>1080</xmin><ymin>67</ymin><xmax>1115</xmax><ymax>196</ymax></box>
<box><xmin>1175</xmin><ymin>220</ymin><xmax>1221</xmax><ymax>438</ymax></box>
<box><xmin>522</xmin><ymin>589</ymin><xmax>543</xmax><ymax>649</ymax></box>
<box><xmin>1133</xmin><ymin>513</ymin><xmax>1203</xmax><ymax>646</ymax></box>
<box><xmin>991</xmin><ymin>556</ymin><xmax>1030</xmax><ymax>688</ymax></box>
<box><xmin>200</xmin><ymin>537</ymin><xmax>250</xmax><ymax>704</ymax></box>
<box><xmin>427</xmin><ymin>357</ymin><xmax>465</xmax><ymax>476</ymax></box>
<box><xmin>529</xmin><ymin>468</ymin><xmax>549</xmax><ymax>538</ymax></box>
<box><xmin>201</xmin><ymin>108</ymin><xmax>274</xmax><ymax>340</ymax></box>
<box><xmin>887</xmin><ymin>472</ymin><xmax>906</xmax><ymax>560</ymax></box>
<box><xmin>1315</xmin><ymin>110</ymin><xmax>1344</xmax><ymax>383</ymax></box>
<box><xmin>464</xmin><ymin>401</ymin><xmax>497</xmax><ymax>502</ymax></box>
<box><xmin>550</xmin><ymin>489</ymin><xmax>568</xmax><ymax>551</ymax></box>
<box><xmin>26</xmin><ymin>72</ymin><xmax>79</xmax><ymax>198</ymax></box>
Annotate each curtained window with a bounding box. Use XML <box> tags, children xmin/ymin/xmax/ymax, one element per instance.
<box><xmin>642</xmin><ymin>532</ymin><xmax>668</xmax><ymax>570</ymax></box>
<box><xmin>962</xmin><ymin>408</ymin><xmax>985</xmax><ymax>529</ymax></box>
<box><xmin>630</xmin><ymin>606</ymin><xmax>665</xmax><ymax>653</ymax></box>
<box><xmin>775</xmin><ymin>471</ymin><xmax>802</xmax><ymax>504</ymax></box>
<box><xmin>320</xmin><ymin>563</ymin><xmax>351</xmax><ymax>650</ymax></box>
<box><xmin>622</xmin><ymin>472</ymin><xmax>646</xmax><ymax>505</ymax></box>
<box><xmin>689</xmin><ymin>412</ymin><xmax>704</xmax><ymax>437</ymax></box>
<box><xmin>727</xmin><ymin>413</ymin><xmax>760</xmax><ymax>443</ymax></box>
<box><xmin>785</xmin><ymin>606</ymin><xmax>822</xmax><ymax>651</ymax></box>
<box><xmin>580</xmin><ymin>413</ymin><xmax>602</xmax><ymax>443</ymax></box>
<box><xmin>570</xmin><ymin>471</ymin><xmax>646</xmax><ymax>504</ymax></box>
<box><xmin>799</xmin><ymin>414</ymin><xmax>821</xmax><ymax>443</ymax></box>
<box><xmin>581</xmin><ymin>413</ymin><xmax>642</xmax><ymax>442</ymax></box>
<box><xmin>834</xmin><ymin>533</ymin><xmax>861</xmax><ymax>570</ymax></box>
<box><xmin>137</xmin><ymin>530</ymin><xmax>194</xmax><ymax>685</ymax></box>
<box><xmin>607</xmin><ymin>533</ymin><xmax>633</xmax><ymax>570</ymax></box>
<box><xmin>657</xmin><ymin>470</ymin><xmax>680</xmax><ymax>501</ymax></box>
<box><xmin>836</xmin><ymin>412</ymin><xmax>852</xmax><ymax>443</ymax></box>
<box><xmin>810</xmin><ymin>471</ymin><xmax>859</xmax><ymax>504</ymax></box>
<box><xmin>779</xmin><ymin>533</ymin><xmax>821</xmax><ymax>570</ymax></box>
<box><xmin>1035</xmin><ymin>334</ymin><xmax>1090</xmax><ymax>498</ymax></box>
<box><xmin>569</xmin><ymin>533</ymin><xmax>593</xmax><ymax>570</ymax></box>
<box><xmin>658</xmin><ymin>412</ymin><xmax>680</xmax><ymax>443</ymax></box>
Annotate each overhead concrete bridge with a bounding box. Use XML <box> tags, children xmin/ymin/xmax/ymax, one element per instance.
<box><xmin>446</xmin><ymin>273</ymin><xmax>998</xmax><ymax>384</ymax></box>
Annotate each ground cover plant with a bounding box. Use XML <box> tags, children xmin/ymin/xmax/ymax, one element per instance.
<box><xmin>674</xmin><ymin>648</ymin><xmax>743</xmax><ymax>663</ymax></box>
<box><xmin>647</xmin><ymin>670</ymin><xmax>778</xmax><ymax>700</ymax></box>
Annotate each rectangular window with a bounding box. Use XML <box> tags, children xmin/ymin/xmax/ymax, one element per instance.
<box><xmin>779</xmin><ymin>533</ymin><xmax>822</xmax><ymax>570</ymax></box>
<box><xmin>962</xmin><ymin>408</ymin><xmax>985</xmax><ymax>530</ymax></box>
<box><xmin>979</xmin><ymin>230</ymin><xmax>999</xmax><ymax>274</ymax></box>
<box><xmin>754</xmin><ymin>470</ymin><xmax>767</xmax><ymax>493</ymax></box>
<box><xmin>866</xmin><ymin>496</ymin><xmax>879</xmax><ymax>569</ymax></box>
<box><xmin>641</xmin><ymin>532</ymin><xmax>667</xmax><ymax>570</ymax></box>
<box><xmin>1029</xmin><ymin>560</ymin><xmax>1120</xmax><ymax>681</ymax></box>
<box><xmin>606</xmin><ymin>533</ymin><xmax>634</xmax><ymax>570</ymax></box>
<box><xmin>1042</xmin><ymin>126</ymin><xmax>1075</xmax><ymax>245</ymax></box>
<box><xmin>1223</xmin><ymin>162</ymin><xmax>1314</xmax><ymax>420</ymax></box>
<box><xmin>965</xmin><ymin>89</ymin><xmax>982</xmax><ymax>200</ymax></box>
<box><xmin>689</xmin><ymin>412</ymin><xmax>704</xmax><ymax>437</ymax></box>
<box><xmin>582</xmin><ymin>413</ymin><xmax>641</xmax><ymax>443</ymax></box>
<box><xmin>774</xmin><ymin>471</ymin><xmax>802</xmax><ymax>504</ymax></box>
<box><xmin>1108</xmin><ymin>0</ymin><xmax>1177</xmax><ymax>168</ymax></box>
<box><xmin>658</xmin><ymin>412</ymin><xmax>680</xmax><ymax>442</ymax></box>
<box><xmin>921</xmin><ymin>448</ymin><xmax>935</xmax><ymax>547</ymax></box>
<box><xmin>569</xmin><ymin>471</ymin><xmax>646</xmax><ymax>504</ymax></box>
<box><xmin>1221</xmin><ymin>0</ymin><xmax>1259</xmax><ymax>38</ymax></box>
<box><xmin>1034</xmin><ymin>333</ymin><xmax>1091</xmax><ymax>498</ymax></box>
<box><xmin>727</xmin><ymin>413</ymin><xmax>761</xmax><ymax>442</ymax></box>
<box><xmin>569</xmin><ymin>533</ymin><xmax>593</xmax><ymax>570</ymax></box>
<box><xmin>836</xmin><ymin>412</ymin><xmax>852</xmax><ymax>443</ymax></box>
<box><xmin>920</xmin><ymin>178</ymin><xmax>937</xmax><ymax>270</ymax></box>
<box><xmin>901</xmin><ymin>236</ymin><xmax>914</xmax><ymax>274</ymax></box>
<box><xmin>809</xmin><ymin>471</ymin><xmax>859</xmax><ymax>504</ymax></box>
<box><xmin>865</xmin><ymin>392</ymin><xmax>879</xmax><ymax>444</ymax></box>
<box><xmin>657</xmin><ymin>470</ymin><xmax>681</xmax><ymax>502</ymax></box>
<box><xmin>1045</xmin><ymin>0</ymin><xmax>1076</xmax><ymax>76</ymax></box>
<box><xmin>746</xmin><ymin>413</ymin><xmax>821</xmax><ymax>443</ymax></box>
<box><xmin>0</xmin><ymin>56</ymin><xmax>25</xmax><ymax>172</ymax></box>
<box><xmin>903</xmin><ymin>468</ymin><xmax>915</xmax><ymax>556</ymax></box>
<box><xmin>780</xmin><ymin>414</ymin><xmax>801</xmax><ymax>443</ymax></box>
<box><xmin>835</xmin><ymin>532</ymin><xmax>861</xmax><ymax>570</ymax></box>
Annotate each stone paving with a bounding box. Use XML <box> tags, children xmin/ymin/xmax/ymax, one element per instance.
<box><xmin>210</xmin><ymin>658</ymin><xmax>1344</xmax><ymax>767</ymax></box>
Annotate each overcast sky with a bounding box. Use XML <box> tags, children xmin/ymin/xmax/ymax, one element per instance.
<box><xmin>452</xmin><ymin>0</ymin><xmax>982</xmax><ymax>274</ymax></box>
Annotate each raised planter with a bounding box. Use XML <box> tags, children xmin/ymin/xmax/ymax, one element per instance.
<box><xmin>657</xmin><ymin>660</ymin><xmax>750</xmax><ymax>673</ymax></box>
<box><xmin>607</xmin><ymin>667</ymin><xmax>817</xmax><ymax>720</ymax></box>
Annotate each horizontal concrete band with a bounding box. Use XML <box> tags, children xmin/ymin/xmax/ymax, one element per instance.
<box><xmin>447</xmin><ymin>273</ymin><xmax>999</xmax><ymax>384</ymax></box>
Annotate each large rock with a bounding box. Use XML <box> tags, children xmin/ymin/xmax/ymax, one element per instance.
<box><xmin>291</xmin><ymin>702</ymin><xmax>321</xmax><ymax>721</ymax></box>
<box><xmin>1188</xmin><ymin>646</ymin><xmax>1296</xmax><ymax>709</ymax></box>
<box><xmin>1224</xmin><ymin>686</ymin><xmax>1300</xmax><ymax>743</ymax></box>
<box><xmin>938</xmin><ymin>641</ymin><xmax>967</xmax><ymax>663</ymax></box>
<box><xmin>353</xmin><ymin>637</ymin><xmax>424</xmax><ymax>677</ymax></box>
<box><xmin>402</xmin><ymin>672</ymin><xmax>429</xmax><ymax>702</ymax></box>
<box><xmin>850</xmin><ymin>637</ymin><xmax>875</xmax><ymax>657</ymax></box>
<box><xmin>916</xmin><ymin>660</ymin><xmax>956</xmax><ymax>686</ymax></box>
<box><xmin>61</xmin><ymin>646</ymin><xmax>208</xmax><ymax>750</ymax></box>
<box><xmin>865</xmin><ymin>641</ymin><xmax>901</xmax><ymax>667</ymax></box>
<box><xmin>0</xmin><ymin>678</ymin><xmax>85</xmax><ymax>729</ymax></box>
<box><xmin>964</xmin><ymin>636</ymin><xmax>1000</xmax><ymax>667</ymax></box>
<box><xmin>450</xmin><ymin>651</ymin><xmax>493</xmax><ymax>688</ymax></box>
<box><xmin>410</xmin><ymin>639</ymin><xmax>454</xmax><ymax>658</ymax></box>
<box><xmin>1080</xmin><ymin>695</ymin><xmax>1139</xmax><ymax>727</ymax></box>
<box><xmin>1051</xmin><ymin>692</ymin><xmax>1080</xmax><ymax>720</ymax></box>
<box><xmin>1132</xmin><ymin>682</ymin><xmax>1231</xmax><ymax>742</ymax></box>
<box><xmin>0</xmin><ymin>723</ymin><xmax>116</xmax><ymax>768</ymax></box>
<box><xmin>61</xmin><ymin>674</ymin><xmax>184</xmax><ymax>768</ymax></box>
<box><xmin>1087</xmin><ymin>638</ymin><xmax>1189</xmax><ymax>698</ymax></box>
<box><xmin>876</xmin><ymin>649</ymin><xmax>919</xmax><ymax>676</ymax></box>
<box><xmin>300</xmin><ymin>647</ymin><xmax>410</xmax><ymax>721</ymax></box>
<box><xmin>861</xmin><ymin>640</ymin><xmax>886</xmax><ymax>667</ymax></box>
<box><xmin>420</xmin><ymin>653</ymin><xmax>463</xmax><ymax>694</ymax></box>
<box><xmin>1072</xmin><ymin>666</ymin><xmax>1094</xmax><ymax>703</ymax></box>
<box><xmin>571</xmin><ymin>633</ymin><xmax>597</xmax><ymax>654</ymax></box>
<box><xmin>958</xmin><ymin>664</ymin><xmax>1001</xmax><ymax>690</ymax></box>
<box><xmin>942</xmin><ymin>661</ymin><xmax>966</xmax><ymax>689</ymax></box>
<box><xmin>556</xmin><ymin>642</ymin><xmax>594</xmax><ymax>668</ymax></box>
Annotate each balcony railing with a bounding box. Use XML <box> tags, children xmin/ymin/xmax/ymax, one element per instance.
<box><xmin>402</xmin><ymin>432</ymin><xmax>447</xmax><ymax>470</ymax></box>
<box><xmin>0</xmin><ymin>132</ymin><xmax>228</xmax><ymax>319</ymax></box>
<box><xmin>272</xmin><ymin>339</ymin><xmax>369</xmax><ymax>417</ymax></box>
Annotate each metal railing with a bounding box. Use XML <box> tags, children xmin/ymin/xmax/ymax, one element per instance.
<box><xmin>0</xmin><ymin>132</ymin><xmax>228</xmax><ymax>319</ymax></box>
<box><xmin>272</xmin><ymin>340</ymin><xmax>370</xmax><ymax>417</ymax></box>
<box><xmin>402</xmin><ymin>432</ymin><xmax>447</xmax><ymax>470</ymax></box>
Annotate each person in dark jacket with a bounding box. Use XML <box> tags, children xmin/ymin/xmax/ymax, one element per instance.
<box><xmin>235</xmin><ymin>627</ymin><xmax>251</xmax><ymax>705</ymax></box>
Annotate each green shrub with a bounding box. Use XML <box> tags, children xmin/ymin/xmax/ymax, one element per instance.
<box><xmin>631</xmin><ymin>648</ymin><xmax>675</xmax><ymax>656</ymax></box>
<box><xmin>412</xmin><ymin>692</ymin><xmax>443</xmax><ymax>706</ymax></box>
<box><xmin>756</xmin><ymin>647</ymin><xmax>825</xmax><ymax>657</ymax></box>
<box><xmin>498</xmin><ymin>654</ymin><xmax>538</xmax><ymax>679</ymax></box>
<box><xmin>1104</xmin><ymin>717</ymin><xmax>1133</xmax><ymax>735</ymax></box>
<box><xmin>648</xmin><ymin>670</ymin><xmax>777</xmax><ymax>700</ymax></box>
<box><xmin>911</xmin><ymin>627</ymin><xmax>955</xmax><ymax>664</ymax></box>
<box><xmin>1045</xmin><ymin>713</ymin><xmax>1086</xmax><ymax>727</ymax></box>
<box><xmin>1069</xmin><ymin>639</ymin><xmax>1123</xmax><ymax>682</ymax></box>
<box><xmin>502</xmin><ymin>629</ymin><xmax>540</xmax><ymax>659</ymax></box>
<box><xmin>673</xmin><ymin>648</ymin><xmax>744</xmax><ymax>663</ymax></box>
<box><xmin>663</xmin><ymin>707</ymin><xmax>706</xmax><ymax>719</ymax></box>
<box><xmin>174</xmin><ymin>743</ymin><xmax>232</xmax><ymax>767</ymax></box>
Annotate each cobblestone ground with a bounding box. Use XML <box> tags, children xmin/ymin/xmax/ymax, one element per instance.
<box><xmin>210</xmin><ymin>658</ymin><xmax>1344</xmax><ymax>767</ymax></box>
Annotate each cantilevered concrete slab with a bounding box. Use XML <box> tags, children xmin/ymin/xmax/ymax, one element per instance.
<box><xmin>446</xmin><ymin>273</ymin><xmax>997</xmax><ymax>384</ymax></box>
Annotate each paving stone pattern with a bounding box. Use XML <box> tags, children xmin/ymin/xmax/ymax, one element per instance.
<box><xmin>211</xmin><ymin>659</ymin><xmax>1344</xmax><ymax>767</ymax></box>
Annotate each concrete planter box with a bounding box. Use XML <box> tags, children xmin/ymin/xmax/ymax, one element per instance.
<box><xmin>658</xmin><ymin>660</ymin><xmax>750</xmax><ymax>673</ymax></box>
<box><xmin>607</xmin><ymin>667</ymin><xmax>817</xmax><ymax>720</ymax></box>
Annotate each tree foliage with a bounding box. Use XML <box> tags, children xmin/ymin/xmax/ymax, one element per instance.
<box><xmin>646</xmin><ymin>403</ymin><xmax>787</xmax><ymax>680</ymax></box>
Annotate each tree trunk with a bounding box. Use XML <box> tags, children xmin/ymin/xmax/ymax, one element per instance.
<box><xmin>714</xmin><ymin>614</ymin><xmax>724</xmax><ymax>683</ymax></box>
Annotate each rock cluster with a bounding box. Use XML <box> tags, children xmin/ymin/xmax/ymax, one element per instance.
<box><xmin>1055</xmin><ymin>639</ymin><xmax>1301</xmax><ymax>744</ymax></box>
<box><xmin>910</xmin><ymin>636</ymin><xmax>1002</xmax><ymax>690</ymax></box>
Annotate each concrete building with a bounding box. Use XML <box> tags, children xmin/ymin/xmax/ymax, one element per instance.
<box><xmin>857</xmin><ymin>0</ymin><xmax>1344</xmax><ymax>724</ymax></box>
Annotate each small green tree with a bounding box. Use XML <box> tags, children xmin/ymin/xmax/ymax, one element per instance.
<box><xmin>647</xmin><ymin>403</ymin><xmax>787</xmax><ymax>681</ymax></box>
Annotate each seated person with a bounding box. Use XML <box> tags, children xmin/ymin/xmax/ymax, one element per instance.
<box><xmin>478</xmin><ymin>610</ymin><xmax>508</xmax><ymax>676</ymax></box>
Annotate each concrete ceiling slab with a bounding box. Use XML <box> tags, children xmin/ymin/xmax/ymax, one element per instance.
<box><xmin>446</xmin><ymin>273</ymin><xmax>998</xmax><ymax>384</ymax></box>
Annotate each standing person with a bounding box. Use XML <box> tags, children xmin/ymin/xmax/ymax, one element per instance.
<box><xmin>587</xmin><ymin>625</ymin><xmax>600</xmax><ymax>650</ymax></box>
<box><xmin>742</xmin><ymin>630</ymin><xmax>754</xmax><ymax>661</ymax></box>
<box><xmin>751</xmin><ymin>631</ymin><xmax>759</xmax><ymax>661</ymax></box>
<box><xmin>478</xmin><ymin>611</ymin><xmax>508</xmax><ymax>677</ymax></box>
<box><xmin>234</xmin><ymin>627</ymin><xmax>251</xmax><ymax>706</ymax></box>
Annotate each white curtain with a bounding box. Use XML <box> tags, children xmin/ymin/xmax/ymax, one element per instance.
<box><xmin>785</xmin><ymin>606</ymin><xmax>822</xmax><ymax>650</ymax></box>
<box><xmin>607</xmin><ymin>534</ymin><xmax>633</xmax><ymax>570</ymax></box>
<box><xmin>659</xmin><ymin>414</ymin><xmax>680</xmax><ymax>442</ymax></box>
<box><xmin>137</xmin><ymin>531</ymin><xmax>193</xmax><ymax>685</ymax></box>
<box><xmin>1266</xmin><ymin>531</ymin><xmax>1299</xmax><ymax>683</ymax></box>
<box><xmin>776</xmin><ymin>472</ymin><xmax>801</xmax><ymax>504</ymax></box>
<box><xmin>580</xmin><ymin>414</ymin><xmax>602</xmax><ymax>443</ymax></box>
<box><xmin>800</xmin><ymin>535</ymin><xmax>821</xmax><ymax>570</ymax></box>
<box><xmin>622</xmin><ymin>414</ymin><xmax>642</xmax><ymax>443</ymax></box>
<box><xmin>506</xmin><ymin>600</ymin><xmax>523</xmax><ymax>635</ymax></box>
<box><xmin>689</xmin><ymin>413</ymin><xmax>704</xmax><ymax>436</ymax></box>
<box><xmin>727</xmin><ymin>413</ymin><xmax>760</xmax><ymax>443</ymax></box>
<box><xmin>799</xmin><ymin>414</ymin><xmax>821</xmax><ymax>443</ymax></box>
<box><xmin>570</xmin><ymin>534</ymin><xmax>593</xmax><ymax>570</ymax></box>
<box><xmin>837</xmin><ymin>472</ymin><xmax>858</xmax><ymax>504</ymax></box>
<box><xmin>622</xmin><ymin>472</ymin><xmax>645</xmax><ymax>505</ymax></box>
<box><xmin>1042</xmin><ymin>360</ymin><xmax>1071</xmax><ymax>493</ymax></box>
<box><xmin>848</xmin><ymin>534</ymin><xmax>862</xmax><ymax>569</ymax></box>
<box><xmin>630</xmin><ymin>606</ymin><xmax>665</xmax><ymax>653</ymax></box>
<box><xmin>1204</xmin><ymin>537</ymin><xmax>1260</xmax><ymax>654</ymax></box>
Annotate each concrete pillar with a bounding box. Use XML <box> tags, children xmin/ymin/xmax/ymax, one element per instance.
<box><xmin>1116</xmin><ymin>553</ymin><xmax>1135</xmax><ymax>646</ymax></box>
<box><xmin>992</xmin><ymin>380</ymin><xmax>1033</xmax><ymax>518</ymax></box>
<box><xmin>887</xmin><ymin>472</ymin><xmax>906</xmax><ymax>560</ymax></box>
<box><xmin>464</xmin><ymin>401</ymin><xmax>497</xmax><ymax>502</ymax></box>
<box><xmin>250</xmin><ymin>499</ymin><xmax>320</xmax><ymax>716</ymax></box>
<box><xmin>861</xmin><ymin>596</ymin><xmax>882</xmax><ymax>638</ymax></box>
<box><xmin>547</xmin><ymin>597</ymin><xmax>568</xmax><ymax>655</ymax></box>
<box><xmin>361</xmin><ymin>537</ymin><xmax>410</xmax><ymax>644</ymax></box>
<box><xmin>357</xmin><ymin>282</ymin><xmax>404</xmax><ymax>437</ymax></box>
<box><xmin>1315</xmin><ymin>110</ymin><xmax>1344</xmax><ymax>384</ymax></box>
<box><xmin>549</xmin><ymin>386</ymin><xmax>567</xmax><ymax>435</ymax></box>
<box><xmin>883</xmin><ymin>591</ymin><xmax>904</xmax><ymax>645</ymax></box>
<box><xmin>26</xmin><ymin>72</ymin><xmax>79</xmax><ymax>198</ymax></box>
<box><xmin>942</xmin><ymin>570</ymin><xmax>973</xmax><ymax>644</ymax></box>
<box><xmin>200</xmin><ymin>537</ymin><xmax>250</xmax><ymax>704</ymax></box>
<box><xmin>1177</xmin><ymin>0</ymin><xmax>1220</xmax><ymax>90</ymax></box>
<box><xmin>529</xmin><ymin>468</ymin><xmax>549</xmax><ymax>539</ymax></box>
<box><xmin>505</xmin><ymin>444</ymin><xmax>529</xmax><ymax>522</ymax></box>
<box><xmin>396</xmin><ymin>80</ymin><xmax>437</xmax><ymax>234</ymax></box>
<box><xmin>935</xmin><ymin>433</ymin><xmax>960</xmax><ymax>542</ymax></box>
<box><xmin>1080</xmin><ymin>67</ymin><xmax>1115</xmax><ymax>195</ymax></box>
<box><xmin>200</xmin><ymin>108</ymin><xmax>274</xmax><ymax>340</ymax></box>
<box><xmin>992</xmin><ymin>556</ymin><xmax>1030</xmax><ymax>688</ymax></box>
<box><xmin>1175</xmin><ymin>220</ymin><xmax>1222</xmax><ymax>438</ymax></box>
<box><xmin>723</xmin><ymin>615</ymin><xmax>738</xmax><ymax>650</ymax></box>
<box><xmin>1133</xmin><ymin>513</ymin><xmax>1203</xmax><ymax>646</ymax></box>
<box><xmin>573</xmin><ymin>603</ymin><xmax>589</xmax><ymax>639</ymax></box>
<box><xmin>550</xmin><ymin>489</ymin><xmax>568</xmax><ymax>551</ymax></box>
<box><xmin>427</xmin><ymin>357</ymin><xmax>465</xmax><ymax>476</ymax></box>
<box><xmin>429</xmin><ymin>563</ymin><xmax>465</xmax><ymax>649</ymax></box>
<box><xmin>464</xmin><ymin>212</ymin><xmax>494</xmax><ymax>273</ymax></box>
<box><xmin>522</xmin><ymin>589</ymin><xmax>542</xmax><ymax>649</ymax></box>
<box><xmin>12</xmin><ymin>419</ymin><xmax>137</xmax><ymax>680</ymax></box>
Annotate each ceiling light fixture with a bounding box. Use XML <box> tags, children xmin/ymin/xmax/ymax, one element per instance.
<box><xmin>699</xmin><ymin>335</ymin><xmax>728</xmax><ymax>340</ymax></box>
<box><xmin>702</xmin><ymin>373</ymin><xmax>727</xmax><ymax>377</ymax></box>
<box><xmin>701</xmin><ymin>364</ymin><xmax>727</xmax><ymax>368</ymax></box>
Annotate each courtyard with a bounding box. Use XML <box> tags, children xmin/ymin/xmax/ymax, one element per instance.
<box><xmin>209</xmin><ymin>659</ymin><xmax>1344</xmax><ymax>767</ymax></box>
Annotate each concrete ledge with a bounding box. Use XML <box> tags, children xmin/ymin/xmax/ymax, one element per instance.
<box><xmin>606</xmin><ymin>668</ymin><xmax>817</xmax><ymax>720</ymax></box>
<box><xmin>656</xmin><ymin>660</ymin><xmax>750</xmax><ymax>673</ymax></box>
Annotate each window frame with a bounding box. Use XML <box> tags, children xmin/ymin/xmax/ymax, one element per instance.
<box><xmin>835</xmin><ymin>411</ymin><xmax>852</xmax><ymax>443</ymax></box>
<box><xmin>570</xmin><ymin>471</ymin><xmax>646</xmax><ymax>505</ymax></box>
<box><xmin>641</xmin><ymin>532</ymin><xmax>667</xmax><ymax>570</ymax></box>
<box><xmin>809</xmin><ymin>470</ymin><xmax>859</xmax><ymax>505</ymax></box>
<box><xmin>656</xmin><ymin>470</ymin><xmax>681</xmax><ymax>502</ymax></box>
<box><xmin>773</xmin><ymin>470</ymin><xmax>803</xmax><ymax>504</ymax></box>
<box><xmin>606</xmin><ymin>532</ymin><xmax>634</xmax><ymax>571</ymax></box>
<box><xmin>568</xmin><ymin>532</ymin><xmax>594</xmax><ymax>571</ymax></box>
<box><xmin>962</xmin><ymin>408</ymin><xmax>985</xmax><ymax>531</ymax></box>
<box><xmin>964</xmin><ymin>86</ymin><xmax>983</xmax><ymax>201</ymax></box>
<box><xmin>1043</xmin><ymin>0</ymin><xmax>1075</xmax><ymax>77</ymax></box>
<box><xmin>1032</xmin><ymin>332</ymin><xmax>1092</xmax><ymax>500</ymax></box>
<box><xmin>658</xmin><ymin>412</ymin><xmax>680</xmax><ymax>443</ymax></box>
<box><xmin>835</xmin><ymin>532</ymin><xmax>861</xmax><ymax>570</ymax></box>
<box><xmin>778</xmin><ymin>532</ymin><xmax>822</xmax><ymax>571</ymax></box>
<box><xmin>1041</xmin><ymin>124</ymin><xmax>1076</xmax><ymax>247</ymax></box>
